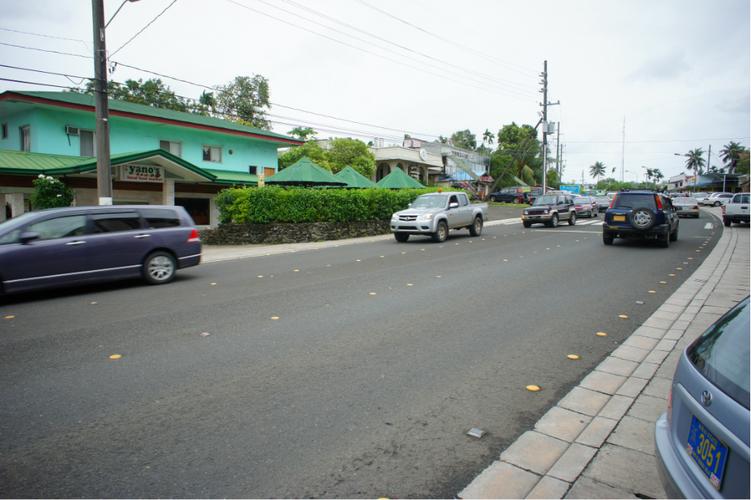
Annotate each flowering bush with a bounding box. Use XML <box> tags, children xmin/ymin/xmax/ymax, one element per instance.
<box><xmin>31</xmin><ymin>174</ymin><xmax>74</xmax><ymax>209</ymax></box>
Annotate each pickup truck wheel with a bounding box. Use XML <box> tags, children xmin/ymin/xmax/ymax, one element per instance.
<box><xmin>548</xmin><ymin>214</ymin><xmax>559</xmax><ymax>228</ymax></box>
<box><xmin>469</xmin><ymin>216</ymin><xmax>483</xmax><ymax>236</ymax></box>
<box><xmin>432</xmin><ymin>221</ymin><xmax>448</xmax><ymax>242</ymax></box>
<box><xmin>523</xmin><ymin>221</ymin><xmax>531</xmax><ymax>228</ymax></box>
<box><xmin>569</xmin><ymin>212</ymin><xmax>577</xmax><ymax>226</ymax></box>
<box><xmin>394</xmin><ymin>233</ymin><xmax>409</xmax><ymax>242</ymax></box>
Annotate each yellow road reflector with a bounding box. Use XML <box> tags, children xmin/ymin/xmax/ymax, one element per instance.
<box><xmin>503</xmin><ymin>258</ymin><xmax>509</xmax><ymax>262</ymax></box>
<box><xmin>293</xmin><ymin>268</ymin><xmax>300</xmax><ymax>272</ymax></box>
<box><xmin>355</xmin><ymin>259</ymin><xmax>361</xmax><ymax>262</ymax></box>
<box><xmin>210</xmin><ymin>282</ymin><xmax>217</xmax><ymax>286</ymax></box>
<box><xmin>435</xmin><ymin>275</ymin><xmax>442</xmax><ymax>278</ymax></box>
<box><xmin>596</xmin><ymin>331</ymin><xmax>608</xmax><ymax>337</ymax></box>
<box><xmin>406</xmin><ymin>283</ymin><xmax>414</xmax><ymax>287</ymax></box>
<box><xmin>668</xmin><ymin>273</ymin><xmax>676</xmax><ymax>277</ymax></box>
<box><xmin>401</xmin><ymin>251</ymin><xmax>406</xmax><ymax>254</ymax></box>
<box><xmin>618</xmin><ymin>314</ymin><xmax>629</xmax><ymax>319</ymax></box>
<box><xmin>379</xmin><ymin>255</ymin><xmax>385</xmax><ymax>258</ymax></box>
<box><xmin>567</xmin><ymin>354</ymin><xmax>581</xmax><ymax>360</ymax></box>
<box><xmin>688</xmin><ymin>257</ymin><xmax>693</xmax><ymax>260</ymax></box>
<box><xmin>90</xmin><ymin>301</ymin><xmax>98</xmax><ymax>305</ymax></box>
<box><xmin>696</xmin><ymin>249</ymin><xmax>701</xmax><ymax>252</ymax></box>
<box><xmin>257</xmin><ymin>275</ymin><xmax>264</xmax><ymax>278</ymax></box>
<box><xmin>526</xmin><ymin>385</ymin><xmax>541</xmax><ymax>392</ymax></box>
<box><xmin>270</xmin><ymin>316</ymin><xmax>280</xmax><ymax>320</ymax></box>
<box><xmin>648</xmin><ymin>290</ymin><xmax>657</xmax><ymax>294</ymax></box>
<box><xmin>109</xmin><ymin>354</ymin><xmax>122</xmax><ymax>360</ymax></box>
<box><xmin>659</xmin><ymin>281</ymin><xmax>667</xmax><ymax>284</ymax></box>
<box><xmin>420</xmin><ymin>248</ymin><xmax>426</xmax><ymax>251</ymax></box>
<box><xmin>676</xmin><ymin>267</ymin><xmax>683</xmax><ymax>270</ymax></box>
<box><xmin>4</xmin><ymin>315</ymin><xmax>15</xmax><ymax>320</ymax></box>
<box><xmin>368</xmin><ymin>292</ymin><xmax>377</xmax><ymax>296</ymax></box>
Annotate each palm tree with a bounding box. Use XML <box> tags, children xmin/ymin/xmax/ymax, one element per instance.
<box><xmin>653</xmin><ymin>168</ymin><xmax>664</xmax><ymax>187</ymax></box>
<box><xmin>482</xmin><ymin>129</ymin><xmax>494</xmax><ymax>148</ymax></box>
<box><xmin>685</xmin><ymin>148</ymin><xmax>706</xmax><ymax>178</ymax></box>
<box><xmin>589</xmin><ymin>161</ymin><xmax>606</xmax><ymax>184</ymax></box>
<box><xmin>720</xmin><ymin>141</ymin><xmax>745</xmax><ymax>174</ymax></box>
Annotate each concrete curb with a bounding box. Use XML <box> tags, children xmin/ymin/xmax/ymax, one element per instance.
<box><xmin>201</xmin><ymin>217</ymin><xmax>521</xmax><ymax>264</ymax></box>
<box><xmin>458</xmin><ymin>210</ymin><xmax>750</xmax><ymax>499</ymax></box>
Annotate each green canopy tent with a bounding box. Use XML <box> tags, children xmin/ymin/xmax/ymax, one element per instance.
<box><xmin>334</xmin><ymin>166</ymin><xmax>377</xmax><ymax>188</ymax></box>
<box><xmin>376</xmin><ymin>167</ymin><xmax>425</xmax><ymax>189</ymax></box>
<box><xmin>266</xmin><ymin>156</ymin><xmax>346</xmax><ymax>187</ymax></box>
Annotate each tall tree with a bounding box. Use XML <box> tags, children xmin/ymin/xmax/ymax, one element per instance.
<box><xmin>482</xmin><ymin>129</ymin><xmax>494</xmax><ymax>147</ymax></box>
<box><xmin>215</xmin><ymin>75</ymin><xmax>271</xmax><ymax>129</ymax></box>
<box><xmin>490</xmin><ymin>122</ymin><xmax>542</xmax><ymax>189</ymax></box>
<box><xmin>287</xmin><ymin>127</ymin><xmax>317</xmax><ymax>141</ymax></box>
<box><xmin>449</xmin><ymin>129</ymin><xmax>477</xmax><ymax>151</ymax></box>
<box><xmin>589</xmin><ymin>161</ymin><xmax>606</xmax><ymax>183</ymax></box>
<box><xmin>720</xmin><ymin>141</ymin><xmax>746</xmax><ymax>174</ymax></box>
<box><xmin>77</xmin><ymin>78</ymin><xmax>189</xmax><ymax>111</ymax></box>
<box><xmin>684</xmin><ymin>148</ymin><xmax>706</xmax><ymax>177</ymax></box>
<box><xmin>652</xmin><ymin>168</ymin><xmax>664</xmax><ymax>186</ymax></box>
<box><xmin>326</xmin><ymin>138</ymin><xmax>376</xmax><ymax>177</ymax></box>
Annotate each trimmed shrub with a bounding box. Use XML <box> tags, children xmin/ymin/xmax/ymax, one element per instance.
<box><xmin>215</xmin><ymin>186</ymin><xmax>440</xmax><ymax>224</ymax></box>
<box><xmin>31</xmin><ymin>175</ymin><xmax>74</xmax><ymax>209</ymax></box>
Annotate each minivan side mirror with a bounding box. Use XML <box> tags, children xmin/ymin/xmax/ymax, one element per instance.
<box><xmin>19</xmin><ymin>231</ymin><xmax>39</xmax><ymax>244</ymax></box>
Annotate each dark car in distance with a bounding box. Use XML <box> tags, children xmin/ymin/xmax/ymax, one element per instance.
<box><xmin>0</xmin><ymin>205</ymin><xmax>201</xmax><ymax>295</ymax></box>
<box><xmin>602</xmin><ymin>191</ymin><xmax>679</xmax><ymax>247</ymax></box>
<box><xmin>655</xmin><ymin>297</ymin><xmax>749</xmax><ymax>499</ymax></box>
<box><xmin>489</xmin><ymin>190</ymin><xmax>524</xmax><ymax>203</ymax></box>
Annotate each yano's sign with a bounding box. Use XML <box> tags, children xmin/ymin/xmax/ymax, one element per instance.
<box><xmin>120</xmin><ymin>165</ymin><xmax>164</xmax><ymax>183</ymax></box>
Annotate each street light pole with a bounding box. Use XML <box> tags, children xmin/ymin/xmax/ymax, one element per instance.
<box><xmin>92</xmin><ymin>0</ymin><xmax>112</xmax><ymax>205</ymax></box>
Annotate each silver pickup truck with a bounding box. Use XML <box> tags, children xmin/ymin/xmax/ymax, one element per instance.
<box><xmin>390</xmin><ymin>192</ymin><xmax>487</xmax><ymax>242</ymax></box>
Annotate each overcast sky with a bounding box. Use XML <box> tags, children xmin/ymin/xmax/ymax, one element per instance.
<box><xmin>1</xmin><ymin>0</ymin><xmax>749</xmax><ymax>182</ymax></box>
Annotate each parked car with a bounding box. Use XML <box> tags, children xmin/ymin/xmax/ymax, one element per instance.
<box><xmin>655</xmin><ymin>296</ymin><xmax>749</xmax><ymax>499</ymax></box>
<box><xmin>722</xmin><ymin>192</ymin><xmax>750</xmax><ymax>226</ymax></box>
<box><xmin>593</xmin><ymin>196</ymin><xmax>611</xmax><ymax>212</ymax></box>
<box><xmin>700</xmin><ymin>192</ymin><xmax>734</xmax><ymax>207</ymax></box>
<box><xmin>672</xmin><ymin>197</ymin><xmax>701</xmax><ymax>218</ymax></box>
<box><xmin>390</xmin><ymin>192</ymin><xmax>487</xmax><ymax>242</ymax></box>
<box><xmin>692</xmin><ymin>192</ymin><xmax>710</xmax><ymax>204</ymax></box>
<box><xmin>489</xmin><ymin>191</ymin><xmax>524</xmax><ymax>203</ymax></box>
<box><xmin>573</xmin><ymin>196</ymin><xmax>598</xmax><ymax>217</ymax></box>
<box><xmin>0</xmin><ymin>205</ymin><xmax>201</xmax><ymax>295</ymax></box>
<box><xmin>602</xmin><ymin>191</ymin><xmax>679</xmax><ymax>247</ymax></box>
<box><xmin>521</xmin><ymin>194</ymin><xmax>576</xmax><ymax>228</ymax></box>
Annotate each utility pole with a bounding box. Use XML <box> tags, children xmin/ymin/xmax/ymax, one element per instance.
<box><xmin>92</xmin><ymin>0</ymin><xmax>112</xmax><ymax>205</ymax></box>
<box><xmin>541</xmin><ymin>60</ymin><xmax>548</xmax><ymax>194</ymax></box>
<box><xmin>555</xmin><ymin>121</ymin><xmax>561</xmax><ymax>177</ymax></box>
<box><xmin>620</xmin><ymin>116</ymin><xmax>625</xmax><ymax>182</ymax></box>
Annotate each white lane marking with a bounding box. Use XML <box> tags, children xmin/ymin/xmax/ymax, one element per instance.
<box><xmin>577</xmin><ymin>220</ymin><xmax>600</xmax><ymax>226</ymax></box>
<box><xmin>532</xmin><ymin>229</ymin><xmax>602</xmax><ymax>234</ymax></box>
<box><xmin>704</xmin><ymin>222</ymin><xmax>714</xmax><ymax>229</ymax></box>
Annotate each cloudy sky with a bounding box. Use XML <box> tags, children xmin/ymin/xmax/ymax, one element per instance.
<box><xmin>1</xmin><ymin>0</ymin><xmax>749</xmax><ymax>182</ymax></box>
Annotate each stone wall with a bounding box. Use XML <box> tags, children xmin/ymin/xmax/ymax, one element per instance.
<box><xmin>200</xmin><ymin>220</ymin><xmax>391</xmax><ymax>245</ymax></box>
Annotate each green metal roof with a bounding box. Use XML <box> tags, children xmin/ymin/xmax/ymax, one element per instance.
<box><xmin>1</xmin><ymin>91</ymin><xmax>301</xmax><ymax>145</ymax></box>
<box><xmin>334</xmin><ymin>166</ymin><xmax>376</xmax><ymax>188</ymax></box>
<box><xmin>266</xmin><ymin>156</ymin><xmax>346</xmax><ymax>186</ymax></box>
<box><xmin>205</xmin><ymin>169</ymin><xmax>258</xmax><ymax>185</ymax></box>
<box><xmin>376</xmin><ymin>167</ymin><xmax>425</xmax><ymax>189</ymax></box>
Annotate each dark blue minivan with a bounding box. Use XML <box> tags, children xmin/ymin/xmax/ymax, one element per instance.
<box><xmin>0</xmin><ymin>205</ymin><xmax>201</xmax><ymax>295</ymax></box>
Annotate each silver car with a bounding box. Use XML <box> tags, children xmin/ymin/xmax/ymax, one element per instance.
<box><xmin>672</xmin><ymin>197</ymin><xmax>701</xmax><ymax>218</ymax></box>
<box><xmin>655</xmin><ymin>297</ymin><xmax>749</xmax><ymax>498</ymax></box>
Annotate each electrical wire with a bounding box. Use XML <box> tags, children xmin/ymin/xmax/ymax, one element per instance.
<box><xmin>0</xmin><ymin>41</ymin><xmax>90</xmax><ymax>59</ymax></box>
<box><xmin>0</xmin><ymin>63</ymin><xmax>91</xmax><ymax>81</ymax></box>
<box><xmin>106</xmin><ymin>0</ymin><xmax>130</xmax><ymax>28</ymax></box>
<box><xmin>109</xmin><ymin>0</ymin><xmax>178</xmax><ymax>58</ymax></box>
<box><xmin>0</xmin><ymin>26</ymin><xmax>87</xmax><ymax>44</ymax></box>
<box><xmin>0</xmin><ymin>77</ymin><xmax>74</xmax><ymax>89</ymax></box>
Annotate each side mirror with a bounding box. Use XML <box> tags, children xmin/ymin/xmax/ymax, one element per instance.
<box><xmin>449</xmin><ymin>202</ymin><xmax>459</xmax><ymax>209</ymax></box>
<box><xmin>19</xmin><ymin>231</ymin><xmax>39</xmax><ymax>244</ymax></box>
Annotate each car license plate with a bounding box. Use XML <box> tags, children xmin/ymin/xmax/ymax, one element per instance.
<box><xmin>613</xmin><ymin>215</ymin><xmax>626</xmax><ymax>222</ymax></box>
<box><xmin>687</xmin><ymin>415</ymin><xmax>728</xmax><ymax>490</ymax></box>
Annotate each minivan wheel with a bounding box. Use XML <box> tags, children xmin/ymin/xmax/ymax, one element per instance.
<box><xmin>432</xmin><ymin>220</ymin><xmax>448</xmax><ymax>242</ymax></box>
<box><xmin>469</xmin><ymin>216</ymin><xmax>483</xmax><ymax>236</ymax></box>
<box><xmin>143</xmin><ymin>251</ymin><xmax>176</xmax><ymax>285</ymax></box>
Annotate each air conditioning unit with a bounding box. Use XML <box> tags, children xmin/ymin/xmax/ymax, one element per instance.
<box><xmin>65</xmin><ymin>125</ymin><xmax>80</xmax><ymax>136</ymax></box>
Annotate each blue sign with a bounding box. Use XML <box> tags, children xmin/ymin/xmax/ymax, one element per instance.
<box><xmin>560</xmin><ymin>184</ymin><xmax>580</xmax><ymax>194</ymax></box>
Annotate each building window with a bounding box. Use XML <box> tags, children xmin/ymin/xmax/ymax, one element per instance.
<box><xmin>1</xmin><ymin>123</ymin><xmax>7</xmax><ymax>139</ymax></box>
<box><xmin>159</xmin><ymin>140</ymin><xmax>182</xmax><ymax>157</ymax></box>
<box><xmin>248</xmin><ymin>165</ymin><xmax>257</xmax><ymax>175</ymax></box>
<box><xmin>80</xmin><ymin>130</ymin><xmax>96</xmax><ymax>156</ymax></box>
<box><xmin>19</xmin><ymin>125</ymin><xmax>30</xmax><ymax>151</ymax></box>
<box><xmin>202</xmin><ymin>145</ymin><xmax>222</xmax><ymax>163</ymax></box>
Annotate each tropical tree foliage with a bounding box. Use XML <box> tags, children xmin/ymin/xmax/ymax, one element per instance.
<box><xmin>31</xmin><ymin>175</ymin><xmax>74</xmax><ymax>209</ymax></box>
<box><xmin>489</xmin><ymin>122</ymin><xmax>542</xmax><ymax>189</ymax></box>
<box><xmin>720</xmin><ymin>141</ymin><xmax>746</xmax><ymax>173</ymax></box>
<box><xmin>684</xmin><ymin>148</ymin><xmax>706</xmax><ymax>176</ymax></box>
<box><xmin>76</xmin><ymin>78</ymin><xmax>190</xmax><ymax>112</ymax></box>
<box><xmin>215</xmin><ymin>75</ymin><xmax>271</xmax><ymax>129</ymax></box>
<box><xmin>287</xmin><ymin>127</ymin><xmax>317</xmax><ymax>141</ymax></box>
<box><xmin>449</xmin><ymin>129</ymin><xmax>477</xmax><ymax>151</ymax></box>
<box><xmin>589</xmin><ymin>161</ymin><xmax>606</xmax><ymax>183</ymax></box>
<box><xmin>277</xmin><ymin>138</ymin><xmax>375</xmax><ymax>177</ymax></box>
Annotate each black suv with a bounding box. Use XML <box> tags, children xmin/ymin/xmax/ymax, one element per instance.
<box><xmin>603</xmin><ymin>191</ymin><xmax>679</xmax><ymax>247</ymax></box>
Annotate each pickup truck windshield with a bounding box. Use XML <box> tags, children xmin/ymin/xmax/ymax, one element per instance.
<box><xmin>534</xmin><ymin>195</ymin><xmax>558</xmax><ymax>205</ymax></box>
<box><xmin>411</xmin><ymin>195</ymin><xmax>448</xmax><ymax>209</ymax></box>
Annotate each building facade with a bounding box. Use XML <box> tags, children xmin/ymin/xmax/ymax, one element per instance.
<box><xmin>0</xmin><ymin>91</ymin><xmax>301</xmax><ymax>225</ymax></box>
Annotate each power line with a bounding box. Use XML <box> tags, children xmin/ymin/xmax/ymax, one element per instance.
<box><xmin>0</xmin><ymin>63</ymin><xmax>91</xmax><ymax>81</ymax></box>
<box><xmin>106</xmin><ymin>0</ymin><xmax>130</xmax><ymax>28</ymax></box>
<box><xmin>355</xmin><ymin>0</ymin><xmax>538</xmax><ymax>77</ymax></box>
<box><xmin>109</xmin><ymin>0</ymin><xmax>178</xmax><ymax>58</ymax></box>
<box><xmin>566</xmin><ymin>137</ymin><xmax>751</xmax><ymax>144</ymax></box>
<box><xmin>0</xmin><ymin>26</ymin><xmax>87</xmax><ymax>44</ymax></box>
<box><xmin>0</xmin><ymin>41</ymin><xmax>90</xmax><ymax>59</ymax></box>
<box><xmin>0</xmin><ymin>77</ymin><xmax>74</xmax><ymax>89</ymax></box>
<box><xmin>225</xmin><ymin>0</ymin><xmax>534</xmax><ymax>100</ymax></box>
<box><xmin>272</xmin><ymin>0</ymin><xmax>534</xmax><ymax>95</ymax></box>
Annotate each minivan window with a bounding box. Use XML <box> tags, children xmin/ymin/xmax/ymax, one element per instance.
<box><xmin>141</xmin><ymin>208</ymin><xmax>181</xmax><ymax>228</ymax></box>
<box><xmin>688</xmin><ymin>298</ymin><xmax>750</xmax><ymax>409</ymax></box>
<box><xmin>91</xmin><ymin>213</ymin><xmax>142</xmax><ymax>233</ymax></box>
<box><xmin>614</xmin><ymin>193</ymin><xmax>657</xmax><ymax>210</ymax></box>
<box><xmin>28</xmin><ymin>215</ymin><xmax>87</xmax><ymax>240</ymax></box>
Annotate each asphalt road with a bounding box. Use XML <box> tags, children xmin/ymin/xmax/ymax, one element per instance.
<box><xmin>0</xmin><ymin>211</ymin><xmax>721</xmax><ymax>498</ymax></box>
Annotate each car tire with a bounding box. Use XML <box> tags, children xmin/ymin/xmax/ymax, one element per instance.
<box><xmin>630</xmin><ymin>207</ymin><xmax>656</xmax><ymax>230</ymax></box>
<box><xmin>394</xmin><ymin>233</ymin><xmax>409</xmax><ymax>242</ymax></box>
<box><xmin>670</xmin><ymin>225</ymin><xmax>678</xmax><ymax>242</ymax></box>
<box><xmin>714</xmin><ymin>201</ymin><xmax>721</xmax><ymax>207</ymax></box>
<box><xmin>432</xmin><ymin>220</ymin><xmax>448</xmax><ymax>242</ymax></box>
<box><xmin>469</xmin><ymin>216</ymin><xmax>483</xmax><ymax>236</ymax></box>
<box><xmin>569</xmin><ymin>212</ymin><xmax>577</xmax><ymax>226</ymax></box>
<box><xmin>548</xmin><ymin>214</ymin><xmax>559</xmax><ymax>228</ymax></box>
<box><xmin>143</xmin><ymin>251</ymin><xmax>177</xmax><ymax>285</ymax></box>
<box><xmin>723</xmin><ymin>217</ymin><xmax>731</xmax><ymax>227</ymax></box>
<box><xmin>523</xmin><ymin>221</ymin><xmax>532</xmax><ymax>228</ymax></box>
<box><xmin>603</xmin><ymin>231</ymin><xmax>614</xmax><ymax>245</ymax></box>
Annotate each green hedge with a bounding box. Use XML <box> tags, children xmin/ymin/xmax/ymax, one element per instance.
<box><xmin>215</xmin><ymin>186</ymin><xmax>441</xmax><ymax>224</ymax></box>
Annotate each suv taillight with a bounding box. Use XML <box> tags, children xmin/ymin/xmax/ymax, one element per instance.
<box><xmin>609</xmin><ymin>195</ymin><xmax>617</xmax><ymax>208</ymax></box>
<box><xmin>188</xmin><ymin>228</ymin><xmax>200</xmax><ymax>242</ymax></box>
<box><xmin>655</xmin><ymin>195</ymin><xmax>663</xmax><ymax>209</ymax></box>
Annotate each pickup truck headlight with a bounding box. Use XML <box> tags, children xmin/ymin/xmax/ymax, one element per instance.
<box><xmin>418</xmin><ymin>213</ymin><xmax>434</xmax><ymax>221</ymax></box>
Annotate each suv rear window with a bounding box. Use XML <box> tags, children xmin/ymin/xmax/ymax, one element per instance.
<box><xmin>140</xmin><ymin>208</ymin><xmax>181</xmax><ymax>228</ymax></box>
<box><xmin>688</xmin><ymin>298</ymin><xmax>750</xmax><ymax>409</ymax></box>
<box><xmin>614</xmin><ymin>193</ymin><xmax>657</xmax><ymax>210</ymax></box>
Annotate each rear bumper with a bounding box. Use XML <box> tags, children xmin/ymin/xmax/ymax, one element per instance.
<box><xmin>603</xmin><ymin>223</ymin><xmax>670</xmax><ymax>238</ymax></box>
<box><xmin>178</xmin><ymin>253</ymin><xmax>201</xmax><ymax>268</ymax></box>
<box><xmin>724</xmin><ymin>214</ymin><xmax>750</xmax><ymax>222</ymax></box>
<box><xmin>655</xmin><ymin>413</ymin><xmax>704</xmax><ymax>499</ymax></box>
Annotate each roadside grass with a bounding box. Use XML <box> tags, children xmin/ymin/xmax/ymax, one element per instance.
<box><xmin>486</xmin><ymin>201</ymin><xmax>529</xmax><ymax>208</ymax></box>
